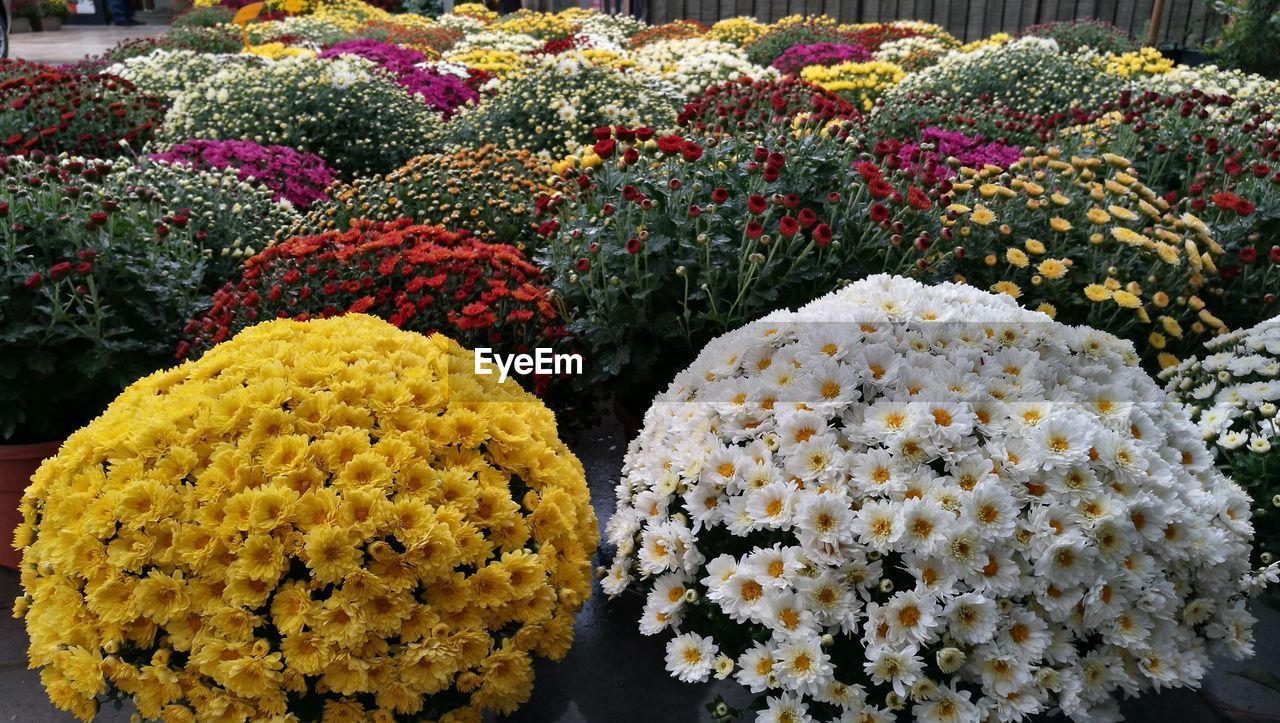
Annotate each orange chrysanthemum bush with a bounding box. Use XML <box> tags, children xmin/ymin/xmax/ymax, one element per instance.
<box><xmin>13</xmin><ymin>315</ymin><xmax>598</xmax><ymax>722</ymax></box>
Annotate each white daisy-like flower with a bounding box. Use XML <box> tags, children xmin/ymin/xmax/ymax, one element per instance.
<box><xmin>664</xmin><ymin>632</ymin><xmax>717</xmax><ymax>683</ymax></box>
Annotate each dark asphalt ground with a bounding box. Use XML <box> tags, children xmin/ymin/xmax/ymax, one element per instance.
<box><xmin>2</xmin><ymin>414</ymin><xmax>1276</xmax><ymax>722</ymax></box>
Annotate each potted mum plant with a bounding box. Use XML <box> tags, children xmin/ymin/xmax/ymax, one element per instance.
<box><xmin>8</xmin><ymin>0</ymin><xmax>36</xmax><ymax>32</ymax></box>
<box><xmin>35</xmin><ymin>0</ymin><xmax>68</xmax><ymax>31</ymax></box>
<box><xmin>0</xmin><ymin>155</ymin><xmax>208</xmax><ymax>569</ymax></box>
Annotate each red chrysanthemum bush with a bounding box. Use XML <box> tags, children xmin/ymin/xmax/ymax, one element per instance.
<box><xmin>675</xmin><ymin>76</ymin><xmax>858</xmax><ymax>135</ymax></box>
<box><xmin>0</xmin><ymin>59</ymin><xmax>166</xmax><ymax>159</ymax></box>
<box><xmin>180</xmin><ymin>220</ymin><xmax>571</xmax><ymax>391</ymax></box>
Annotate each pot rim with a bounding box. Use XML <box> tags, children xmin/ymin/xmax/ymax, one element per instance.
<box><xmin>0</xmin><ymin>440</ymin><xmax>63</xmax><ymax>460</ymax></box>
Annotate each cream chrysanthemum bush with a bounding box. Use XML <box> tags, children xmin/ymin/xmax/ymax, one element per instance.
<box><xmin>15</xmin><ymin>316</ymin><xmax>597</xmax><ymax>722</ymax></box>
<box><xmin>605</xmin><ymin>275</ymin><xmax>1257</xmax><ymax>723</ymax></box>
<box><xmin>633</xmin><ymin>38</ymin><xmax>776</xmax><ymax>98</ymax></box>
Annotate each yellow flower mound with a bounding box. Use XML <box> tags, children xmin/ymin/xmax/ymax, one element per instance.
<box><xmin>14</xmin><ymin>316</ymin><xmax>598</xmax><ymax>722</ymax></box>
<box><xmin>1095</xmin><ymin>47</ymin><xmax>1174</xmax><ymax>78</ymax></box>
<box><xmin>706</xmin><ymin>17</ymin><xmax>768</xmax><ymax>46</ymax></box>
<box><xmin>800</xmin><ymin>60</ymin><xmax>906</xmax><ymax>111</ymax></box>
<box><xmin>445</xmin><ymin>48</ymin><xmax>529</xmax><ymax>78</ymax></box>
<box><xmin>245</xmin><ymin>42</ymin><xmax>315</xmax><ymax>60</ymax></box>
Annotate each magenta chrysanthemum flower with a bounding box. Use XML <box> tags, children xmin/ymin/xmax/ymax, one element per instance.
<box><xmin>771</xmin><ymin>43</ymin><xmax>872</xmax><ymax>76</ymax></box>
<box><xmin>318</xmin><ymin>39</ymin><xmax>478</xmax><ymax>118</ymax></box>
<box><xmin>150</xmin><ymin>139</ymin><xmax>336</xmax><ymax>207</ymax></box>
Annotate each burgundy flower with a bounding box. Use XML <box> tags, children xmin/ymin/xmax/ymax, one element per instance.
<box><xmin>747</xmin><ymin>195</ymin><xmax>768</xmax><ymax>214</ymax></box>
<box><xmin>778</xmin><ymin>215</ymin><xmax>799</xmax><ymax>238</ymax></box>
<box><xmin>813</xmin><ymin>223</ymin><xmax>833</xmax><ymax>247</ymax></box>
<box><xmin>711</xmin><ymin>187</ymin><xmax>730</xmax><ymax>203</ymax></box>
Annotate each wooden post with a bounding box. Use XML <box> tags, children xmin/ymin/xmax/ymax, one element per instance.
<box><xmin>1147</xmin><ymin>0</ymin><xmax>1166</xmax><ymax>45</ymax></box>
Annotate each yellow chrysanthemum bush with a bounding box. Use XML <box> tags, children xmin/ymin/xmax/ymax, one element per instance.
<box><xmin>921</xmin><ymin>149</ymin><xmax>1226</xmax><ymax>368</ymax></box>
<box><xmin>799</xmin><ymin>59</ymin><xmax>905</xmax><ymax>111</ymax></box>
<box><xmin>13</xmin><ymin>316</ymin><xmax>597</xmax><ymax>722</ymax></box>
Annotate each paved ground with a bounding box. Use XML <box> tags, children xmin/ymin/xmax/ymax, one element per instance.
<box><xmin>9</xmin><ymin>23</ymin><xmax>168</xmax><ymax>66</ymax></box>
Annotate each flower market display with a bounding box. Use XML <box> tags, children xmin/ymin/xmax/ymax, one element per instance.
<box><xmin>4</xmin><ymin>2</ymin><xmax>1280</xmax><ymax>721</ymax></box>
<box><xmin>606</xmin><ymin>275</ymin><xmax>1259</xmax><ymax>722</ymax></box>
<box><xmin>15</xmin><ymin>315</ymin><xmax>597</xmax><ymax>721</ymax></box>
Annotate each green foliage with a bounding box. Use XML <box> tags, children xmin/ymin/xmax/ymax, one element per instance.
<box><xmin>0</xmin><ymin>156</ymin><xmax>209</xmax><ymax>442</ymax></box>
<box><xmin>156</xmin><ymin>55</ymin><xmax>442</xmax><ymax>178</ymax></box>
<box><xmin>1213</xmin><ymin>0</ymin><xmax>1280</xmax><ymax>78</ymax></box>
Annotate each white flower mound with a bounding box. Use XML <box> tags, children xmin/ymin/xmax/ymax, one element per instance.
<box><xmin>605</xmin><ymin>275</ymin><xmax>1256</xmax><ymax>723</ymax></box>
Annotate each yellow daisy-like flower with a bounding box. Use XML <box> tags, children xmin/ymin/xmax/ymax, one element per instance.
<box><xmin>1005</xmin><ymin>247</ymin><xmax>1029</xmax><ymax>268</ymax></box>
<box><xmin>1110</xmin><ymin>227</ymin><xmax>1148</xmax><ymax>246</ymax></box>
<box><xmin>1112</xmin><ymin>290</ymin><xmax>1142</xmax><ymax>309</ymax></box>
<box><xmin>971</xmin><ymin>204</ymin><xmax>996</xmax><ymax>226</ymax></box>
<box><xmin>1086</xmin><ymin>207</ymin><xmax>1111</xmax><ymax>225</ymax></box>
<box><xmin>1036</xmin><ymin>258</ymin><xmax>1068</xmax><ymax>279</ymax></box>
<box><xmin>991</xmin><ymin>281</ymin><xmax>1022</xmax><ymax>298</ymax></box>
<box><xmin>15</xmin><ymin>317</ymin><xmax>597</xmax><ymax>722</ymax></box>
<box><xmin>1024</xmin><ymin>239</ymin><xmax>1046</xmax><ymax>254</ymax></box>
<box><xmin>1048</xmin><ymin>217</ymin><xmax>1072</xmax><ymax>233</ymax></box>
<box><xmin>1035</xmin><ymin>302</ymin><xmax>1057</xmax><ymax>318</ymax></box>
<box><xmin>1084</xmin><ymin>284</ymin><xmax>1113</xmax><ymax>302</ymax></box>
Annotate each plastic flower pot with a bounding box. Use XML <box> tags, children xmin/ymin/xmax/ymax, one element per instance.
<box><xmin>0</xmin><ymin>440</ymin><xmax>60</xmax><ymax>570</ymax></box>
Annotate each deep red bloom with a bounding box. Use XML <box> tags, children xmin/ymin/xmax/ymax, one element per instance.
<box><xmin>778</xmin><ymin>215</ymin><xmax>799</xmax><ymax>238</ymax></box>
<box><xmin>1211</xmin><ymin>191</ymin><xmax>1242</xmax><ymax>210</ymax></box>
<box><xmin>1271</xmin><ymin>246</ymin><xmax>1280</xmax><ymax>264</ymax></box>
<box><xmin>1240</xmin><ymin>247</ymin><xmax>1259</xmax><ymax>264</ymax></box>
<box><xmin>813</xmin><ymin>223</ymin><xmax>833</xmax><ymax>247</ymax></box>
<box><xmin>622</xmin><ymin>147</ymin><xmax>640</xmax><ymax>164</ymax></box>
<box><xmin>576</xmin><ymin>257</ymin><xmax>590</xmax><ymax>272</ymax></box>
<box><xmin>681</xmin><ymin>143</ymin><xmax>703</xmax><ymax>162</ymax></box>
<box><xmin>657</xmin><ymin>135</ymin><xmax>685</xmax><ymax>154</ymax></box>
<box><xmin>49</xmin><ymin>262</ymin><xmax>72</xmax><ymax>280</ymax></box>
<box><xmin>869</xmin><ymin>203</ymin><xmax>890</xmax><ymax>223</ymax></box>
<box><xmin>711</xmin><ymin>188</ymin><xmax>729</xmax><ymax>203</ymax></box>
<box><xmin>74</xmin><ymin>262</ymin><xmax>92</xmax><ymax>275</ymax></box>
<box><xmin>747</xmin><ymin>195</ymin><xmax>768</xmax><ymax>214</ymax></box>
<box><xmin>797</xmin><ymin>208</ymin><xmax>818</xmax><ymax>228</ymax></box>
<box><xmin>593</xmin><ymin>138</ymin><xmax>616</xmax><ymax>158</ymax></box>
<box><xmin>626</xmin><ymin>237</ymin><xmax>642</xmax><ymax>254</ymax></box>
<box><xmin>23</xmin><ymin>272</ymin><xmax>42</xmax><ymax>289</ymax></box>
<box><xmin>745</xmin><ymin>221</ymin><xmax>764</xmax><ymax>238</ymax></box>
<box><xmin>868</xmin><ymin>178</ymin><xmax>893</xmax><ymax>199</ymax></box>
<box><xmin>906</xmin><ymin>185</ymin><xmax>932</xmax><ymax>210</ymax></box>
<box><xmin>592</xmin><ymin>127</ymin><xmax>612</xmax><ymax>141</ymax></box>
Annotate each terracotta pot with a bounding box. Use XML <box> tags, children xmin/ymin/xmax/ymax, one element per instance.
<box><xmin>0</xmin><ymin>440</ymin><xmax>61</xmax><ymax>570</ymax></box>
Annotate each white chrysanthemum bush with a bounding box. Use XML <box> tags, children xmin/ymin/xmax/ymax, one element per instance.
<box><xmin>605</xmin><ymin>275</ymin><xmax>1258</xmax><ymax>723</ymax></box>
<box><xmin>1164</xmin><ymin>317</ymin><xmax>1280</xmax><ymax>569</ymax></box>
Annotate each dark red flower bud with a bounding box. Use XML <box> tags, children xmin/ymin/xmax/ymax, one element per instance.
<box><xmin>688</xmin><ymin>204</ymin><xmax>701</xmax><ymax>218</ymax></box>
<box><xmin>23</xmin><ymin>272</ymin><xmax>42</xmax><ymax>289</ymax></box>
<box><xmin>797</xmin><ymin>208</ymin><xmax>817</xmax><ymax>228</ymax></box>
<box><xmin>50</xmin><ymin>262</ymin><xmax>72</xmax><ymax>280</ymax></box>
<box><xmin>869</xmin><ymin>203</ymin><xmax>890</xmax><ymax>223</ymax></box>
<box><xmin>74</xmin><ymin>262</ymin><xmax>92</xmax><ymax>275</ymax></box>
<box><xmin>753</xmin><ymin>146</ymin><xmax>769</xmax><ymax>161</ymax></box>
<box><xmin>745</xmin><ymin>221</ymin><xmax>764</xmax><ymax>238</ymax></box>
<box><xmin>89</xmin><ymin>212</ymin><xmax>108</xmax><ymax>225</ymax></box>
<box><xmin>747</xmin><ymin>195</ymin><xmax>767</xmax><ymax>214</ymax></box>
<box><xmin>575</xmin><ymin>257</ymin><xmax>590</xmax><ymax>272</ymax></box>
<box><xmin>1271</xmin><ymin>246</ymin><xmax>1280</xmax><ymax>264</ymax></box>
<box><xmin>626</xmin><ymin>237</ymin><xmax>642</xmax><ymax>254</ymax></box>
<box><xmin>623</xmin><ymin>147</ymin><xmax>640</xmax><ymax>164</ymax></box>
<box><xmin>711</xmin><ymin>188</ymin><xmax>729</xmax><ymax>203</ymax></box>
<box><xmin>593</xmin><ymin>139</ymin><xmax>616</xmax><ymax>158</ymax></box>
<box><xmin>778</xmin><ymin>215</ymin><xmax>798</xmax><ymax>238</ymax></box>
<box><xmin>669</xmin><ymin>178</ymin><xmax>682</xmax><ymax>191</ymax></box>
<box><xmin>813</xmin><ymin>223</ymin><xmax>832</xmax><ymax>247</ymax></box>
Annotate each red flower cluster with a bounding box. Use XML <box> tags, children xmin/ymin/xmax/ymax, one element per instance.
<box><xmin>0</xmin><ymin>59</ymin><xmax>165</xmax><ymax>159</ymax></box>
<box><xmin>676</xmin><ymin>77</ymin><xmax>858</xmax><ymax>135</ymax></box>
<box><xmin>179</xmin><ymin>220</ymin><xmax>567</xmax><ymax>370</ymax></box>
<box><xmin>844</xmin><ymin>23</ymin><xmax>930</xmax><ymax>52</ymax></box>
<box><xmin>630</xmin><ymin>19</ymin><xmax>709</xmax><ymax>47</ymax></box>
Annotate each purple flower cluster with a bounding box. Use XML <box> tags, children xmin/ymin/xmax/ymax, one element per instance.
<box><xmin>771</xmin><ymin>42</ymin><xmax>872</xmax><ymax>76</ymax></box>
<box><xmin>318</xmin><ymin>39</ymin><xmax>478</xmax><ymax>119</ymax></box>
<box><xmin>149</xmin><ymin>139</ymin><xmax>336</xmax><ymax>208</ymax></box>
<box><xmin>898</xmin><ymin>127</ymin><xmax>1023</xmax><ymax>179</ymax></box>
